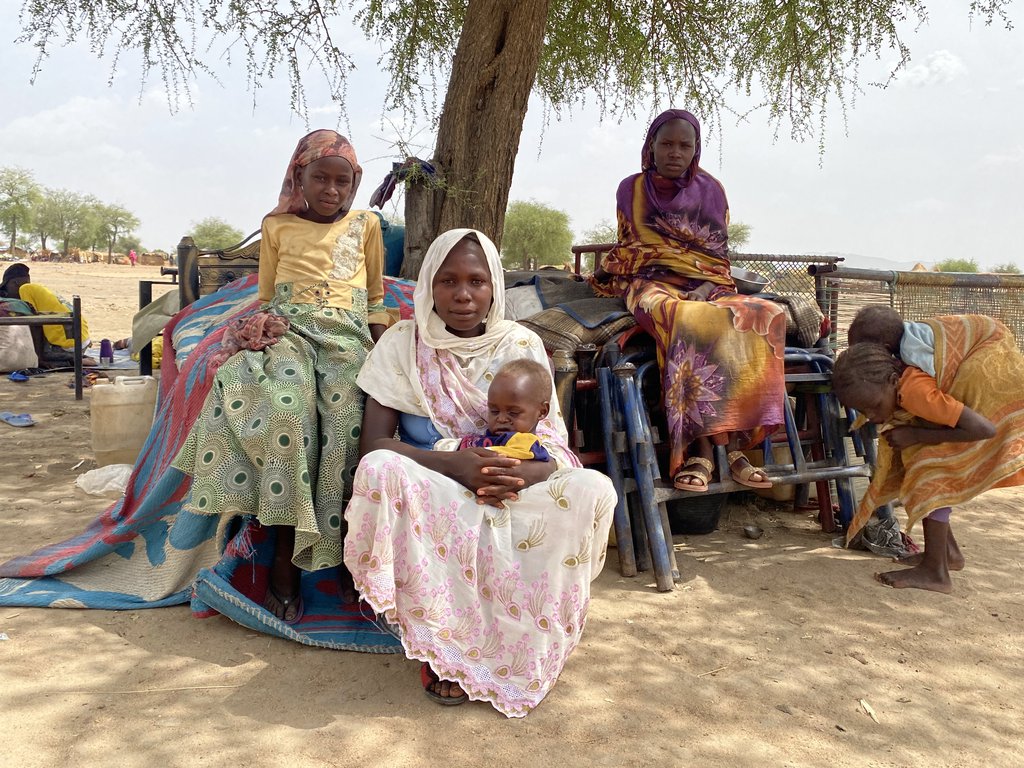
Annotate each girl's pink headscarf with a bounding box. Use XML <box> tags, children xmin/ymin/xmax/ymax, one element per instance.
<box><xmin>267</xmin><ymin>129</ymin><xmax>363</xmax><ymax>217</ymax></box>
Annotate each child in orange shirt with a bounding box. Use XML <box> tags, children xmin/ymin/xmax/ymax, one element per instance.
<box><xmin>832</xmin><ymin>316</ymin><xmax>1024</xmax><ymax>593</ymax></box>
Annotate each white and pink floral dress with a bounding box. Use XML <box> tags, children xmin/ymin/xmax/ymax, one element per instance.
<box><xmin>344</xmin><ymin>229</ymin><xmax>616</xmax><ymax>717</ymax></box>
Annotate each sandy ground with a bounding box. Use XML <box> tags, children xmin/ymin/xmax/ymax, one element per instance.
<box><xmin>1</xmin><ymin>263</ymin><xmax>1023</xmax><ymax>767</ymax></box>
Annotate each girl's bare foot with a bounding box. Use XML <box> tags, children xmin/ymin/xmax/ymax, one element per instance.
<box><xmin>895</xmin><ymin>550</ymin><xmax>965</xmax><ymax>571</ymax></box>
<box><xmin>876</xmin><ymin>517</ymin><xmax>953</xmax><ymax>593</ymax></box>
<box><xmin>875</xmin><ymin>566</ymin><xmax>952</xmax><ymax>594</ymax></box>
<box><xmin>895</xmin><ymin>530</ymin><xmax>964</xmax><ymax>570</ymax></box>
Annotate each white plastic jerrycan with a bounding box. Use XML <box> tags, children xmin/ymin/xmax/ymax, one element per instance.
<box><xmin>90</xmin><ymin>375</ymin><xmax>158</xmax><ymax>467</ymax></box>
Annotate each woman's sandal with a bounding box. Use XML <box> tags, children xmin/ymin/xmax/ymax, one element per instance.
<box><xmin>727</xmin><ymin>450</ymin><xmax>773</xmax><ymax>489</ymax></box>
<box><xmin>264</xmin><ymin>585</ymin><xmax>305</xmax><ymax>625</ymax></box>
<box><xmin>420</xmin><ymin>662</ymin><xmax>468</xmax><ymax>706</ymax></box>
<box><xmin>673</xmin><ymin>456</ymin><xmax>714</xmax><ymax>493</ymax></box>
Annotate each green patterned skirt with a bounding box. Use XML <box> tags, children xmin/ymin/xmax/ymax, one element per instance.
<box><xmin>174</xmin><ymin>286</ymin><xmax>371</xmax><ymax>571</ymax></box>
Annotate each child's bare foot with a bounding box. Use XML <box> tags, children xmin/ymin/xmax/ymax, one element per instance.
<box><xmin>874</xmin><ymin>565</ymin><xmax>953</xmax><ymax>594</ymax></box>
<box><xmin>338</xmin><ymin>563</ymin><xmax>359</xmax><ymax>605</ymax></box>
<box><xmin>895</xmin><ymin>550</ymin><xmax>965</xmax><ymax>571</ymax></box>
<box><xmin>894</xmin><ymin>528</ymin><xmax>964</xmax><ymax>570</ymax></box>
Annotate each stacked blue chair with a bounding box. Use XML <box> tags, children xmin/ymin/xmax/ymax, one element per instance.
<box><xmin>596</xmin><ymin>339</ymin><xmax>876</xmax><ymax>591</ymax></box>
<box><xmin>568</xmin><ymin>246</ymin><xmax>879</xmax><ymax>592</ymax></box>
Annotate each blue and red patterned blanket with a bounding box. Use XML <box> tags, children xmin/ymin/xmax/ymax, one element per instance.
<box><xmin>0</xmin><ymin>274</ymin><xmax>414</xmax><ymax>652</ymax></box>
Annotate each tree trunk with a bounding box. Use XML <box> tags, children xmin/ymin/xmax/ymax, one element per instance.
<box><xmin>39</xmin><ymin>234</ymin><xmax>48</xmax><ymax>251</ymax></box>
<box><xmin>401</xmin><ymin>177</ymin><xmax>442</xmax><ymax>280</ymax></box>
<box><xmin>107</xmin><ymin>227</ymin><xmax>117</xmax><ymax>263</ymax></box>
<box><xmin>401</xmin><ymin>0</ymin><xmax>549</xmax><ymax>279</ymax></box>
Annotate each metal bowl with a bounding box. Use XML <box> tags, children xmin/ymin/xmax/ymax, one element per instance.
<box><xmin>742</xmin><ymin>524</ymin><xmax>765</xmax><ymax>540</ymax></box>
<box><xmin>731</xmin><ymin>266</ymin><xmax>769</xmax><ymax>295</ymax></box>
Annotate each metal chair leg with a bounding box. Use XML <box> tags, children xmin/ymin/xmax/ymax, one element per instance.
<box><xmin>597</xmin><ymin>366</ymin><xmax>637</xmax><ymax>577</ymax></box>
<box><xmin>615</xmin><ymin>363</ymin><xmax>676</xmax><ymax>592</ymax></box>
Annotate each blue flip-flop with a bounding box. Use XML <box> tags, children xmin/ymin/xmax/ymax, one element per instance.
<box><xmin>0</xmin><ymin>412</ymin><xmax>35</xmax><ymax>428</ymax></box>
<box><xmin>8</xmin><ymin>372</ymin><xmax>29</xmax><ymax>382</ymax></box>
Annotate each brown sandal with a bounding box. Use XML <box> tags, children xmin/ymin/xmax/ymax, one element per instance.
<box><xmin>673</xmin><ymin>456</ymin><xmax>713</xmax><ymax>492</ymax></box>
<box><xmin>263</xmin><ymin>584</ymin><xmax>304</xmax><ymax>624</ymax></box>
<box><xmin>727</xmin><ymin>451</ymin><xmax>773</xmax><ymax>489</ymax></box>
<box><xmin>420</xmin><ymin>662</ymin><xmax>468</xmax><ymax>706</ymax></box>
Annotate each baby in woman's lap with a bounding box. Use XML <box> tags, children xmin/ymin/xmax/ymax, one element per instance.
<box><xmin>435</xmin><ymin>358</ymin><xmax>553</xmax><ymax>462</ymax></box>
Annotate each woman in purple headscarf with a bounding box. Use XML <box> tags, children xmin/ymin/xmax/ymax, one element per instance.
<box><xmin>592</xmin><ymin>110</ymin><xmax>786</xmax><ymax>492</ymax></box>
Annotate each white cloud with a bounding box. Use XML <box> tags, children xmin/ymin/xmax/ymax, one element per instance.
<box><xmin>1</xmin><ymin>95</ymin><xmax>117</xmax><ymax>146</ymax></box>
<box><xmin>578</xmin><ymin>121</ymin><xmax>632</xmax><ymax>158</ymax></box>
<box><xmin>979</xmin><ymin>146</ymin><xmax>1024</xmax><ymax>166</ymax></box>
<box><xmin>899</xmin><ymin>50</ymin><xmax>967</xmax><ymax>87</ymax></box>
<box><xmin>908</xmin><ymin>197</ymin><xmax>949</xmax><ymax>213</ymax></box>
<box><xmin>2</xmin><ymin>12</ymin><xmax>1021</xmax><ymax>264</ymax></box>
<box><xmin>141</xmin><ymin>86</ymin><xmax>175</xmax><ymax>111</ymax></box>
<box><xmin>308</xmin><ymin>103</ymin><xmax>346</xmax><ymax>117</ymax></box>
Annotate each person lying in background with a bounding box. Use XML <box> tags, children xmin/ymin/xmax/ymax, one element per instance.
<box><xmin>0</xmin><ymin>263</ymin><xmax>96</xmax><ymax>367</ymax></box>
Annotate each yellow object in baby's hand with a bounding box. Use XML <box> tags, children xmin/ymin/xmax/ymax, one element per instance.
<box><xmin>486</xmin><ymin>432</ymin><xmax>543</xmax><ymax>460</ymax></box>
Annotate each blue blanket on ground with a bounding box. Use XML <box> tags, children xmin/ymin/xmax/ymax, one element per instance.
<box><xmin>0</xmin><ymin>275</ymin><xmax>401</xmax><ymax>652</ymax></box>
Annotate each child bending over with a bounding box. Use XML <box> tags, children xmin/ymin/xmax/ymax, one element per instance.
<box><xmin>847</xmin><ymin>305</ymin><xmax>935</xmax><ymax>376</ymax></box>
<box><xmin>832</xmin><ymin>315</ymin><xmax>1024</xmax><ymax>593</ymax></box>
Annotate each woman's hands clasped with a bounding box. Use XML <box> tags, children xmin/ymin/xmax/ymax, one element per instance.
<box><xmin>446</xmin><ymin>448</ymin><xmax>557</xmax><ymax>508</ymax></box>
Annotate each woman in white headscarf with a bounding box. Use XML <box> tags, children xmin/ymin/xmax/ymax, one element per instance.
<box><xmin>345</xmin><ymin>228</ymin><xmax>616</xmax><ymax>718</ymax></box>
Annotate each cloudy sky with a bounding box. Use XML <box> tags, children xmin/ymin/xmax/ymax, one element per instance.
<box><xmin>1</xmin><ymin>2</ymin><xmax>1021</xmax><ymax>269</ymax></box>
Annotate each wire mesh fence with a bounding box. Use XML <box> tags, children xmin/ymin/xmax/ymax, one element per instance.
<box><xmin>808</xmin><ymin>267</ymin><xmax>1024</xmax><ymax>353</ymax></box>
<box><xmin>572</xmin><ymin>245</ymin><xmax>1024</xmax><ymax>353</ymax></box>
<box><xmin>731</xmin><ymin>253</ymin><xmax>836</xmax><ymax>301</ymax></box>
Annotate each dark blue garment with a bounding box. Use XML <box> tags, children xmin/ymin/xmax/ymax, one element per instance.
<box><xmin>370</xmin><ymin>212</ymin><xmax>406</xmax><ymax>277</ymax></box>
<box><xmin>398</xmin><ymin>412</ymin><xmax>443</xmax><ymax>450</ymax></box>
